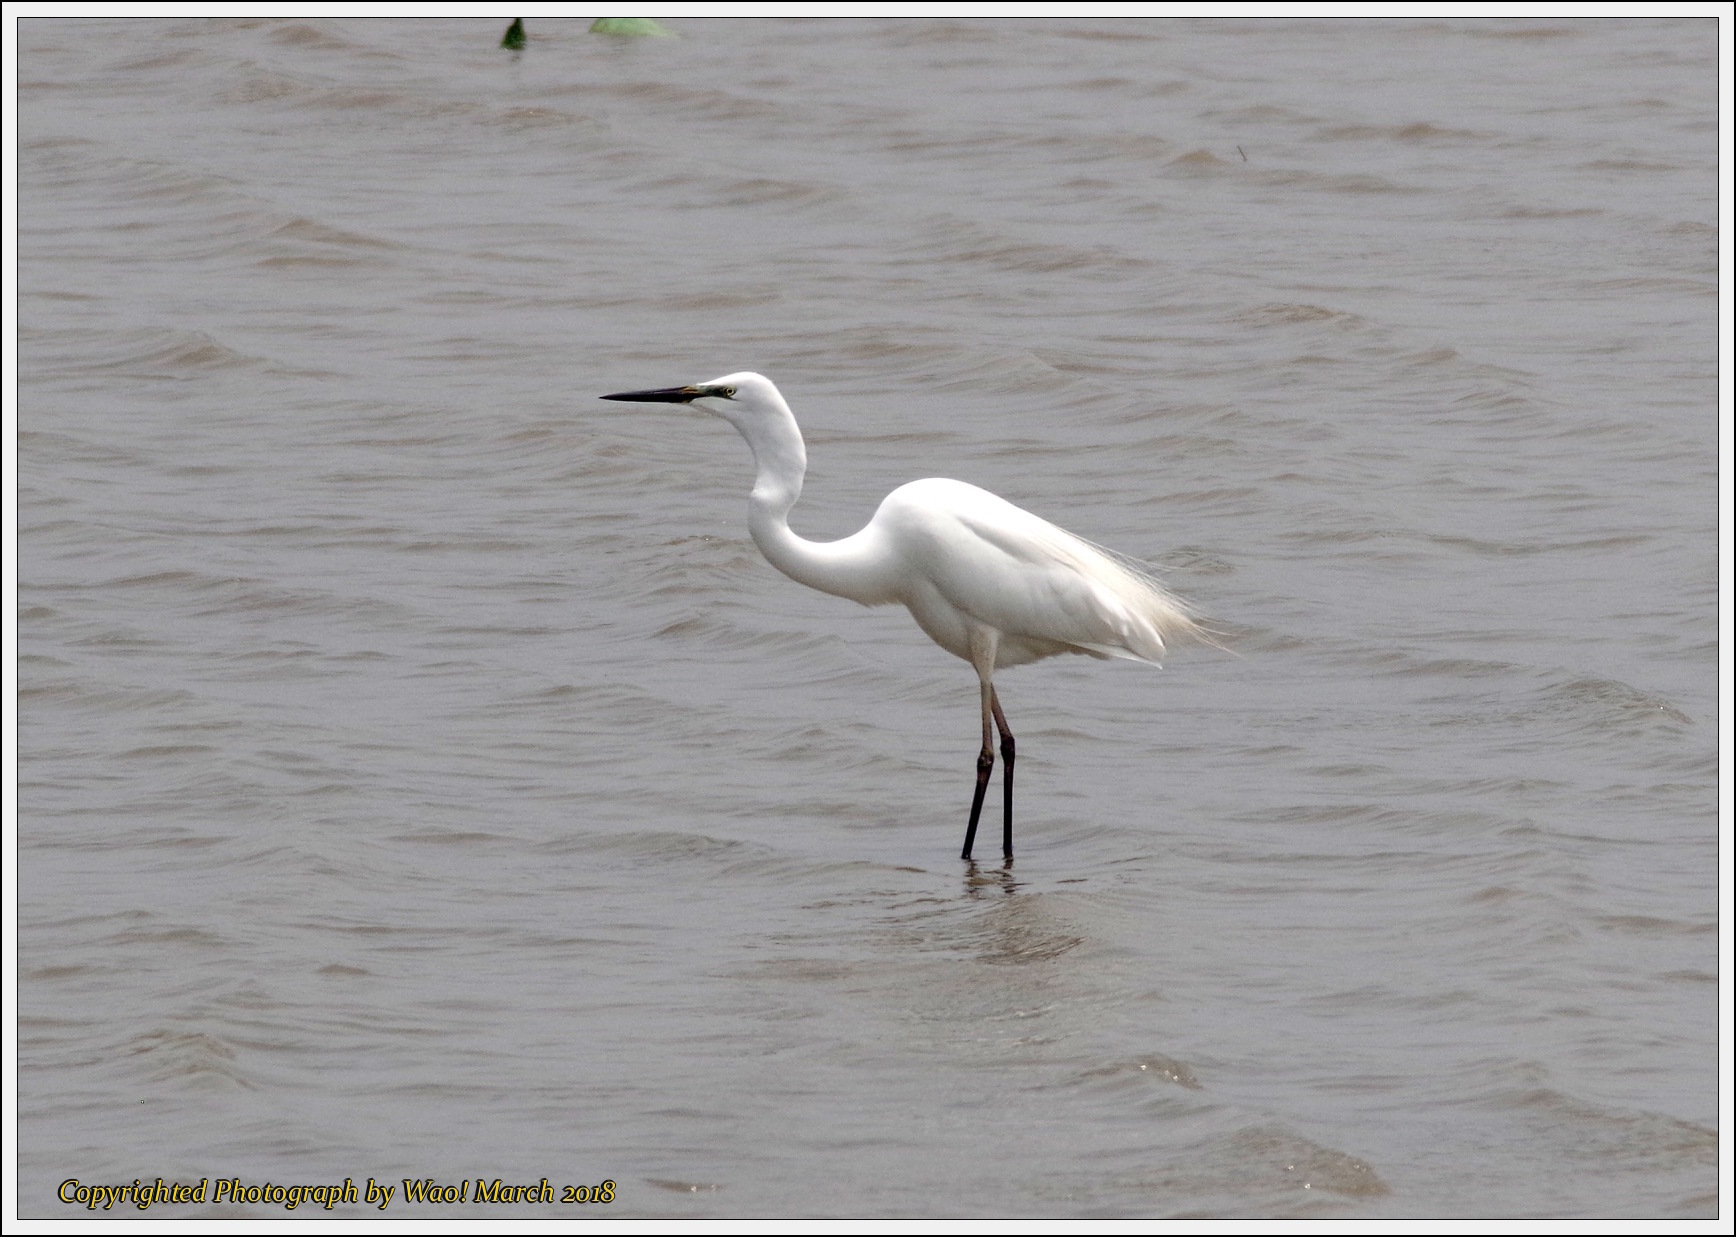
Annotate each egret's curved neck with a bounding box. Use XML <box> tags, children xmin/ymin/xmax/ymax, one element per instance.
<box><xmin>727</xmin><ymin>401</ymin><xmax>891</xmax><ymax>606</ymax></box>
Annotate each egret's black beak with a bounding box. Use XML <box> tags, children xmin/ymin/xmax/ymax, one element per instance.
<box><xmin>600</xmin><ymin>386</ymin><xmax>705</xmax><ymax>403</ymax></box>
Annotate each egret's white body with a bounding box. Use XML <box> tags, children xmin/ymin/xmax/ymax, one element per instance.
<box><xmin>602</xmin><ymin>372</ymin><xmax>1202</xmax><ymax>860</ymax></box>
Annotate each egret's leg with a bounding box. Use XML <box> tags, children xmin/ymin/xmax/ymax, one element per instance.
<box><xmin>991</xmin><ymin>688</ymin><xmax>1014</xmax><ymax>859</ymax></box>
<box><xmin>961</xmin><ymin>680</ymin><xmax>995</xmax><ymax>861</ymax></box>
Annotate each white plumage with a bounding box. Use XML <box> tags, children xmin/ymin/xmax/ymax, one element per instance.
<box><xmin>602</xmin><ymin>371</ymin><xmax>1203</xmax><ymax>861</ymax></box>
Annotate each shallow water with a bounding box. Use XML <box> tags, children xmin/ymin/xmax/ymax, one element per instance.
<box><xmin>16</xmin><ymin>16</ymin><xmax>1718</xmax><ymax>1218</ymax></box>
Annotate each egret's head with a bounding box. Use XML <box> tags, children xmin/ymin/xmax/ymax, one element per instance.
<box><xmin>600</xmin><ymin>371</ymin><xmax>785</xmax><ymax>425</ymax></box>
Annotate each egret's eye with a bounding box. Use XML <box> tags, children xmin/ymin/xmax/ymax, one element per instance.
<box><xmin>723</xmin><ymin>386</ymin><xmax>737</xmax><ymax>398</ymax></box>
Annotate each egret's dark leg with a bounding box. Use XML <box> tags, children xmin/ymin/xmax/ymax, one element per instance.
<box><xmin>961</xmin><ymin>681</ymin><xmax>995</xmax><ymax>861</ymax></box>
<box><xmin>991</xmin><ymin>688</ymin><xmax>1015</xmax><ymax>859</ymax></box>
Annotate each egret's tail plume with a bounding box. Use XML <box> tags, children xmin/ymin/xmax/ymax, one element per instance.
<box><xmin>1077</xmin><ymin>539</ymin><xmax>1216</xmax><ymax>666</ymax></box>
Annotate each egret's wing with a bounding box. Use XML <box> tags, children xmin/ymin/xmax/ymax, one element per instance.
<box><xmin>953</xmin><ymin>508</ymin><xmax>1178</xmax><ymax>662</ymax></box>
<box><xmin>887</xmin><ymin>482</ymin><xmax>1196</xmax><ymax>664</ymax></box>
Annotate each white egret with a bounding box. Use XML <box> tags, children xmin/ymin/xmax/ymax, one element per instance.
<box><xmin>602</xmin><ymin>372</ymin><xmax>1203</xmax><ymax>861</ymax></box>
